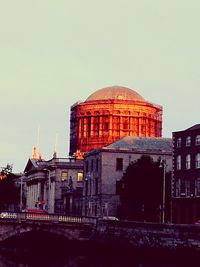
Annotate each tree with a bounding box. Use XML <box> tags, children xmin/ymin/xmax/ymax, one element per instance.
<box><xmin>0</xmin><ymin>164</ymin><xmax>20</xmax><ymax>211</ymax></box>
<box><xmin>118</xmin><ymin>155</ymin><xmax>171</xmax><ymax>222</ymax></box>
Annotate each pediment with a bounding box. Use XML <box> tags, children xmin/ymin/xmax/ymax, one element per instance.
<box><xmin>24</xmin><ymin>158</ymin><xmax>39</xmax><ymax>173</ymax></box>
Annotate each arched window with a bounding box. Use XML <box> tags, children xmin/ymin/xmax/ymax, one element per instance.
<box><xmin>177</xmin><ymin>155</ymin><xmax>181</xmax><ymax>170</ymax></box>
<box><xmin>196</xmin><ymin>153</ymin><xmax>200</xmax><ymax>168</ymax></box>
<box><xmin>186</xmin><ymin>154</ymin><xmax>191</xmax><ymax>169</ymax></box>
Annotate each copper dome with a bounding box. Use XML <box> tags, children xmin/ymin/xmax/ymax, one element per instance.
<box><xmin>86</xmin><ymin>86</ymin><xmax>145</xmax><ymax>102</ymax></box>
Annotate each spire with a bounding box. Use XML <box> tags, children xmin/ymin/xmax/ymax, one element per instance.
<box><xmin>33</xmin><ymin>145</ymin><xmax>39</xmax><ymax>160</ymax></box>
<box><xmin>53</xmin><ymin>134</ymin><xmax>58</xmax><ymax>158</ymax></box>
<box><xmin>32</xmin><ymin>126</ymin><xmax>41</xmax><ymax>160</ymax></box>
<box><xmin>38</xmin><ymin>151</ymin><xmax>42</xmax><ymax>160</ymax></box>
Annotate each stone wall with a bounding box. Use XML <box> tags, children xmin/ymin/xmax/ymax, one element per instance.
<box><xmin>95</xmin><ymin>220</ymin><xmax>200</xmax><ymax>251</ymax></box>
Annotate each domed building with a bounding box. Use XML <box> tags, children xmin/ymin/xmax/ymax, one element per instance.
<box><xmin>70</xmin><ymin>86</ymin><xmax>162</xmax><ymax>155</ymax></box>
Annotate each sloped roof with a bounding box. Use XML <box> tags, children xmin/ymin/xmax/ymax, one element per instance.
<box><xmin>104</xmin><ymin>136</ymin><xmax>172</xmax><ymax>153</ymax></box>
<box><xmin>186</xmin><ymin>124</ymin><xmax>200</xmax><ymax>131</ymax></box>
<box><xmin>24</xmin><ymin>158</ymin><xmax>46</xmax><ymax>173</ymax></box>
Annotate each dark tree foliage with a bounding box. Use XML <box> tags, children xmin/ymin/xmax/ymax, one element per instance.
<box><xmin>0</xmin><ymin>164</ymin><xmax>20</xmax><ymax>210</ymax></box>
<box><xmin>118</xmin><ymin>155</ymin><xmax>171</xmax><ymax>222</ymax></box>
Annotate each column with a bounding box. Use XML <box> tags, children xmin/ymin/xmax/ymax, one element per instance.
<box><xmin>27</xmin><ymin>186</ymin><xmax>30</xmax><ymax>208</ymax></box>
<box><xmin>52</xmin><ymin>181</ymin><xmax>55</xmax><ymax>213</ymax></box>
<box><xmin>91</xmin><ymin>116</ymin><xmax>94</xmax><ymax>137</ymax></box>
<box><xmin>38</xmin><ymin>182</ymin><xmax>41</xmax><ymax>202</ymax></box>
<box><xmin>129</xmin><ymin>116</ymin><xmax>133</xmax><ymax>135</ymax></box>
<box><xmin>83</xmin><ymin>117</ymin><xmax>87</xmax><ymax>137</ymax></box>
<box><xmin>119</xmin><ymin>116</ymin><xmax>122</xmax><ymax>137</ymax></box>
<box><xmin>78</xmin><ymin>118</ymin><xmax>82</xmax><ymax>139</ymax></box>
<box><xmin>99</xmin><ymin>115</ymin><xmax>102</xmax><ymax>136</ymax></box>
<box><xmin>31</xmin><ymin>186</ymin><xmax>33</xmax><ymax>208</ymax></box>
<box><xmin>138</xmin><ymin>116</ymin><xmax>142</xmax><ymax>136</ymax></box>
<box><xmin>109</xmin><ymin>115</ymin><xmax>113</xmax><ymax>138</ymax></box>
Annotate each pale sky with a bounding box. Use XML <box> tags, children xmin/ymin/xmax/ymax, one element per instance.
<box><xmin>1</xmin><ymin>0</ymin><xmax>200</xmax><ymax>172</ymax></box>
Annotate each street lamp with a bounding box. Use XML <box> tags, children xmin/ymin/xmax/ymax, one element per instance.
<box><xmin>20</xmin><ymin>175</ymin><xmax>23</xmax><ymax>211</ymax></box>
<box><xmin>159</xmin><ymin>157</ymin><xmax>167</xmax><ymax>224</ymax></box>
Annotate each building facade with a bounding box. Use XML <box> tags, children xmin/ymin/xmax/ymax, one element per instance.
<box><xmin>172</xmin><ymin>124</ymin><xmax>200</xmax><ymax>224</ymax></box>
<box><xmin>82</xmin><ymin>136</ymin><xmax>172</xmax><ymax>218</ymax></box>
<box><xmin>70</xmin><ymin>86</ymin><xmax>163</xmax><ymax>156</ymax></box>
<box><xmin>24</xmin><ymin>157</ymin><xmax>83</xmax><ymax>215</ymax></box>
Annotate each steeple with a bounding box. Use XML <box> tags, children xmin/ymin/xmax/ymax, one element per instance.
<box><xmin>53</xmin><ymin>134</ymin><xmax>58</xmax><ymax>158</ymax></box>
<box><xmin>32</xmin><ymin>127</ymin><xmax>41</xmax><ymax>160</ymax></box>
<box><xmin>33</xmin><ymin>145</ymin><xmax>39</xmax><ymax>160</ymax></box>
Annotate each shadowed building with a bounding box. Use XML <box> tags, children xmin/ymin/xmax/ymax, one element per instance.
<box><xmin>172</xmin><ymin>124</ymin><xmax>200</xmax><ymax>224</ymax></box>
<box><xmin>82</xmin><ymin>136</ymin><xmax>172</xmax><ymax>218</ymax></box>
<box><xmin>70</xmin><ymin>86</ymin><xmax>163</xmax><ymax>156</ymax></box>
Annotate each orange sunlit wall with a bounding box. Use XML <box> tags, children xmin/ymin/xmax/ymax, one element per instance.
<box><xmin>69</xmin><ymin>86</ymin><xmax>163</xmax><ymax>155</ymax></box>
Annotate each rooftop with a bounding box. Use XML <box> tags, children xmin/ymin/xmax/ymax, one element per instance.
<box><xmin>86</xmin><ymin>85</ymin><xmax>145</xmax><ymax>102</ymax></box>
<box><xmin>104</xmin><ymin>136</ymin><xmax>172</xmax><ymax>153</ymax></box>
<box><xmin>186</xmin><ymin>124</ymin><xmax>200</xmax><ymax>131</ymax></box>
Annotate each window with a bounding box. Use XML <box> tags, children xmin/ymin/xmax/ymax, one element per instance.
<box><xmin>103</xmin><ymin>122</ymin><xmax>109</xmax><ymax>132</ymax></box>
<box><xmin>180</xmin><ymin>180</ymin><xmax>190</xmax><ymax>196</ymax></box>
<box><xmin>116</xmin><ymin>158</ymin><xmax>123</xmax><ymax>171</ymax></box>
<box><xmin>185</xmin><ymin>180</ymin><xmax>190</xmax><ymax>197</ymax></box>
<box><xmin>175</xmin><ymin>179</ymin><xmax>180</xmax><ymax>197</ymax></box>
<box><xmin>177</xmin><ymin>138</ymin><xmax>181</xmax><ymax>148</ymax></box>
<box><xmin>195</xmin><ymin>178</ymin><xmax>200</xmax><ymax>196</ymax></box>
<box><xmin>94</xmin><ymin>116</ymin><xmax>100</xmax><ymax>136</ymax></box>
<box><xmin>103</xmin><ymin>116</ymin><xmax>109</xmax><ymax>132</ymax></box>
<box><xmin>186</xmin><ymin>154</ymin><xmax>191</xmax><ymax>169</ymax></box>
<box><xmin>186</xmin><ymin>136</ymin><xmax>191</xmax><ymax>146</ymax></box>
<box><xmin>77</xmin><ymin>172</ymin><xmax>83</xmax><ymax>182</ymax></box>
<box><xmin>196</xmin><ymin>135</ymin><xmax>200</xmax><ymax>145</ymax></box>
<box><xmin>123</xmin><ymin>117</ymin><xmax>129</xmax><ymax>130</ymax></box>
<box><xmin>196</xmin><ymin>153</ymin><xmax>200</xmax><ymax>168</ymax></box>
<box><xmin>61</xmin><ymin>172</ymin><xmax>68</xmax><ymax>181</ymax></box>
<box><xmin>177</xmin><ymin>155</ymin><xmax>181</xmax><ymax>170</ymax></box>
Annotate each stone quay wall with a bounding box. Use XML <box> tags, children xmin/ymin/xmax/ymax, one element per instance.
<box><xmin>94</xmin><ymin>220</ymin><xmax>200</xmax><ymax>252</ymax></box>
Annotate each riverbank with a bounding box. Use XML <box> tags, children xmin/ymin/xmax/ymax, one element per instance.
<box><xmin>1</xmin><ymin>238</ymin><xmax>200</xmax><ymax>267</ymax></box>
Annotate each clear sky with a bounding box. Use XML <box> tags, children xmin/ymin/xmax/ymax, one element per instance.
<box><xmin>1</xmin><ymin>0</ymin><xmax>200</xmax><ymax>173</ymax></box>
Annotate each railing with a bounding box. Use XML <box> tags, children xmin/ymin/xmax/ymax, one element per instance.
<box><xmin>0</xmin><ymin>212</ymin><xmax>85</xmax><ymax>224</ymax></box>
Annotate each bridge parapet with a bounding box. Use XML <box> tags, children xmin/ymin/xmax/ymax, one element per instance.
<box><xmin>0</xmin><ymin>212</ymin><xmax>96</xmax><ymax>242</ymax></box>
<box><xmin>0</xmin><ymin>212</ymin><xmax>85</xmax><ymax>224</ymax></box>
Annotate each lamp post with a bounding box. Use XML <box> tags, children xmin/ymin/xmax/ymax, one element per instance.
<box><xmin>160</xmin><ymin>157</ymin><xmax>167</xmax><ymax>224</ymax></box>
<box><xmin>20</xmin><ymin>175</ymin><xmax>23</xmax><ymax>211</ymax></box>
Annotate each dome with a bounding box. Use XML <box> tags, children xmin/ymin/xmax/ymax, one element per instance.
<box><xmin>86</xmin><ymin>86</ymin><xmax>145</xmax><ymax>102</ymax></box>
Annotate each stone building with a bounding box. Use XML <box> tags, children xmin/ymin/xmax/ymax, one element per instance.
<box><xmin>70</xmin><ymin>86</ymin><xmax>163</xmax><ymax>156</ymax></box>
<box><xmin>172</xmin><ymin>124</ymin><xmax>200</xmax><ymax>224</ymax></box>
<box><xmin>24</xmin><ymin>156</ymin><xmax>83</xmax><ymax>215</ymax></box>
<box><xmin>82</xmin><ymin>136</ymin><xmax>172</xmax><ymax>218</ymax></box>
